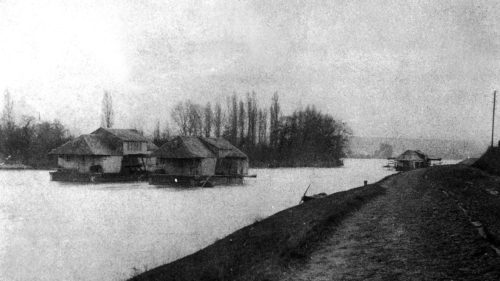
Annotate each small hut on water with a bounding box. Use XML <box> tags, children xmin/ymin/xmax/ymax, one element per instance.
<box><xmin>150</xmin><ymin>136</ymin><xmax>249</xmax><ymax>186</ymax></box>
<box><xmin>391</xmin><ymin>150</ymin><xmax>441</xmax><ymax>171</ymax></box>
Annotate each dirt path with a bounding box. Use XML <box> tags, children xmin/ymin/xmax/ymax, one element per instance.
<box><xmin>278</xmin><ymin>169</ymin><xmax>500</xmax><ymax>281</ymax></box>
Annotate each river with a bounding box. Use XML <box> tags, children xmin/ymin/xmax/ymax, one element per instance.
<box><xmin>0</xmin><ymin>159</ymin><xmax>437</xmax><ymax>281</ymax></box>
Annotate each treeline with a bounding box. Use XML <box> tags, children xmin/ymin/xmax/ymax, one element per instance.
<box><xmin>0</xmin><ymin>89</ymin><xmax>350</xmax><ymax>168</ymax></box>
<box><xmin>0</xmin><ymin>91</ymin><xmax>71</xmax><ymax>168</ymax></box>
<box><xmin>160</xmin><ymin>92</ymin><xmax>351</xmax><ymax>167</ymax></box>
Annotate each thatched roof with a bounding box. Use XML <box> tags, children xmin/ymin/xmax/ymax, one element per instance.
<box><xmin>50</xmin><ymin>128</ymin><xmax>153</xmax><ymax>156</ymax></box>
<box><xmin>396</xmin><ymin>150</ymin><xmax>428</xmax><ymax>162</ymax></box>
<box><xmin>49</xmin><ymin>135</ymin><xmax>120</xmax><ymax>156</ymax></box>
<box><xmin>200</xmin><ymin>137</ymin><xmax>248</xmax><ymax>159</ymax></box>
<box><xmin>152</xmin><ymin>136</ymin><xmax>216</xmax><ymax>158</ymax></box>
<box><xmin>92</xmin><ymin>127</ymin><xmax>148</xmax><ymax>142</ymax></box>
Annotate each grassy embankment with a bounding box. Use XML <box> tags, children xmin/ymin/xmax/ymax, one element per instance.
<box><xmin>130</xmin><ymin>162</ymin><xmax>500</xmax><ymax>281</ymax></box>
<box><xmin>130</xmin><ymin>183</ymin><xmax>386</xmax><ymax>281</ymax></box>
<box><xmin>278</xmin><ymin>165</ymin><xmax>500</xmax><ymax>280</ymax></box>
<box><xmin>425</xmin><ymin>164</ymin><xmax>500</xmax><ymax>253</ymax></box>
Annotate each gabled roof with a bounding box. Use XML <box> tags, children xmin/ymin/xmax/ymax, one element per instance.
<box><xmin>200</xmin><ymin>137</ymin><xmax>248</xmax><ymax>159</ymax></box>
<box><xmin>49</xmin><ymin>134</ymin><xmax>120</xmax><ymax>156</ymax></box>
<box><xmin>396</xmin><ymin>150</ymin><xmax>428</xmax><ymax>161</ymax></box>
<box><xmin>152</xmin><ymin>136</ymin><xmax>216</xmax><ymax>158</ymax></box>
<box><xmin>92</xmin><ymin>127</ymin><xmax>148</xmax><ymax>142</ymax></box>
<box><xmin>50</xmin><ymin>128</ymin><xmax>155</xmax><ymax>156</ymax></box>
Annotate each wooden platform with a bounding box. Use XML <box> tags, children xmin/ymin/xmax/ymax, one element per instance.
<box><xmin>149</xmin><ymin>174</ymin><xmax>246</xmax><ymax>187</ymax></box>
<box><xmin>0</xmin><ymin>164</ymin><xmax>32</xmax><ymax>170</ymax></box>
<box><xmin>49</xmin><ymin>170</ymin><xmax>149</xmax><ymax>183</ymax></box>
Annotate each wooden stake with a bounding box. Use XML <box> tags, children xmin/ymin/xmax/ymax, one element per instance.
<box><xmin>299</xmin><ymin>184</ymin><xmax>312</xmax><ymax>204</ymax></box>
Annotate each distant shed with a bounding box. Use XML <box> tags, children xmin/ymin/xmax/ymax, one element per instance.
<box><xmin>394</xmin><ymin>150</ymin><xmax>441</xmax><ymax>171</ymax></box>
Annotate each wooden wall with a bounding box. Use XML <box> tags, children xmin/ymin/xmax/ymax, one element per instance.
<box><xmin>215</xmin><ymin>158</ymin><xmax>249</xmax><ymax>175</ymax></box>
<box><xmin>58</xmin><ymin>156</ymin><xmax>122</xmax><ymax>173</ymax></box>
<box><xmin>157</xmin><ymin>158</ymin><xmax>216</xmax><ymax>176</ymax></box>
<box><xmin>122</xmin><ymin>141</ymin><xmax>147</xmax><ymax>155</ymax></box>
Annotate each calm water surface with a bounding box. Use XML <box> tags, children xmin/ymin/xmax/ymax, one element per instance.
<box><xmin>0</xmin><ymin>159</ymin><xmax>442</xmax><ymax>281</ymax></box>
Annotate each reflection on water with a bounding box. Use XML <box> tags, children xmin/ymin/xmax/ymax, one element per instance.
<box><xmin>0</xmin><ymin>159</ymin><xmax>402</xmax><ymax>281</ymax></box>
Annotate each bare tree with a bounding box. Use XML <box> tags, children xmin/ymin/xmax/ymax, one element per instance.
<box><xmin>269</xmin><ymin>92</ymin><xmax>280</xmax><ymax>148</ymax></box>
<box><xmin>232</xmin><ymin>94</ymin><xmax>238</xmax><ymax>143</ymax></box>
<box><xmin>187</xmin><ymin>102</ymin><xmax>202</xmax><ymax>136</ymax></box>
<box><xmin>171</xmin><ymin>100</ymin><xmax>203</xmax><ymax>136</ymax></box>
<box><xmin>258</xmin><ymin>109</ymin><xmax>268</xmax><ymax>144</ymax></box>
<box><xmin>238</xmin><ymin>100</ymin><xmax>245</xmax><ymax>146</ymax></box>
<box><xmin>214</xmin><ymin>101</ymin><xmax>223</xmax><ymax>138</ymax></box>
<box><xmin>101</xmin><ymin>91</ymin><xmax>114</xmax><ymax>128</ymax></box>
<box><xmin>171</xmin><ymin>101</ymin><xmax>190</xmax><ymax>135</ymax></box>
<box><xmin>203</xmin><ymin>102</ymin><xmax>213</xmax><ymax>137</ymax></box>
<box><xmin>222</xmin><ymin>94</ymin><xmax>238</xmax><ymax>143</ymax></box>
<box><xmin>153</xmin><ymin>120</ymin><xmax>161</xmax><ymax>142</ymax></box>
<box><xmin>152</xmin><ymin>120</ymin><xmax>172</xmax><ymax>146</ymax></box>
<box><xmin>247</xmin><ymin>92</ymin><xmax>258</xmax><ymax>146</ymax></box>
<box><xmin>162</xmin><ymin>121</ymin><xmax>172</xmax><ymax>140</ymax></box>
<box><xmin>2</xmin><ymin>89</ymin><xmax>15</xmax><ymax>131</ymax></box>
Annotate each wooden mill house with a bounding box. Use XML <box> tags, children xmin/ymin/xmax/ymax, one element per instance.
<box><xmin>150</xmin><ymin>136</ymin><xmax>249</xmax><ymax>186</ymax></box>
<box><xmin>49</xmin><ymin>128</ymin><xmax>158</xmax><ymax>182</ymax></box>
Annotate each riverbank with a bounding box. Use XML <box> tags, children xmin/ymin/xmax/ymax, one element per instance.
<box><xmin>280</xmin><ymin>165</ymin><xmax>500</xmax><ymax>280</ymax></box>
<box><xmin>130</xmin><ymin>183</ymin><xmax>386</xmax><ymax>281</ymax></box>
<box><xmin>129</xmin><ymin>164</ymin><xmax>500</xmax><ymax>281</ymax></box>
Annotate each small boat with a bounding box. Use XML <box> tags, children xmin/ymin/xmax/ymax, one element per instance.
<box><xmin>299</xmin><ymin>184</ymin><xmax>327</xmax><ymax>203</ymax></box>
<box><xmin>301</xmin><ymin>192</ymin><xmax>327</xmax><ymax>202</ymax></box>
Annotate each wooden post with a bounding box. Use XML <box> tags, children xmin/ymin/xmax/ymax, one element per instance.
<box><xmin>492</xmin><ymin>90</ymin><xmax>497</xmax><ymax>147</ymax></box>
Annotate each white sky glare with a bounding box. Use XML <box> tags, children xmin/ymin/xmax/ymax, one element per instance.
<box><xmin>0</xmin><ymin>0</ymin><xmax>499</xmax><ymax>144</ymax></box>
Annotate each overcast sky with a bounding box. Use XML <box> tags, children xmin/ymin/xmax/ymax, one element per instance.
<box><xmin>0</xmin><ymin>0</ymin><xmax>499</xmax><ymax>144</ymax></box>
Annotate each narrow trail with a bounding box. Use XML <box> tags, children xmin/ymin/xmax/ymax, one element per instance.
<box><xmin>278</xmin><ymin>169</ymin><xmax>500</xmax><ymax>281</ymax></box>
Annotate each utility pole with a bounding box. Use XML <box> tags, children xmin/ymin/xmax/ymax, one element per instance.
<box><xmin>492</xmin><ymin>90</ymin><xmax>497</xmax><ymax>147</ymax></box>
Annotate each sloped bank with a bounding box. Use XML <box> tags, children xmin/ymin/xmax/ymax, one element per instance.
<box><xmin>275</xmin><ymin>166</ymin><xmax>500</xmax><ymax>280</ymax></box>
<box><xmin>129</xmin><ymin>183</ymin><xmax>386</xmax><ymax>281</ymax></box>
<box><xmin>425</xmin><ymin>164</ymin><xmax>500</xmax><ymax>254</ymax></box>
<box><xmin>472</xmin><ymin>146</ymin><xmax>500</xmax><ymax>175</ymax></box>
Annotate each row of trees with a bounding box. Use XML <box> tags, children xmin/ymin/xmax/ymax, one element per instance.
<box><xmin>167</xmin><ymin>92</ymin><xmax>271</xmax><ymax>146</ymax></box>
<box><xmin>165</xmin><ymin>92</ymin><xmax>351</xmax><ymax>167</ymax></box>
<box><xmin>0</xmin><ymin>91</ymin><xmax>71</xmax><ymax>168</ymax></box>
<box><xmin>0</xmin><ymin>89</ymin><xmax>351</xmax><ymax>168</ymax></box>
